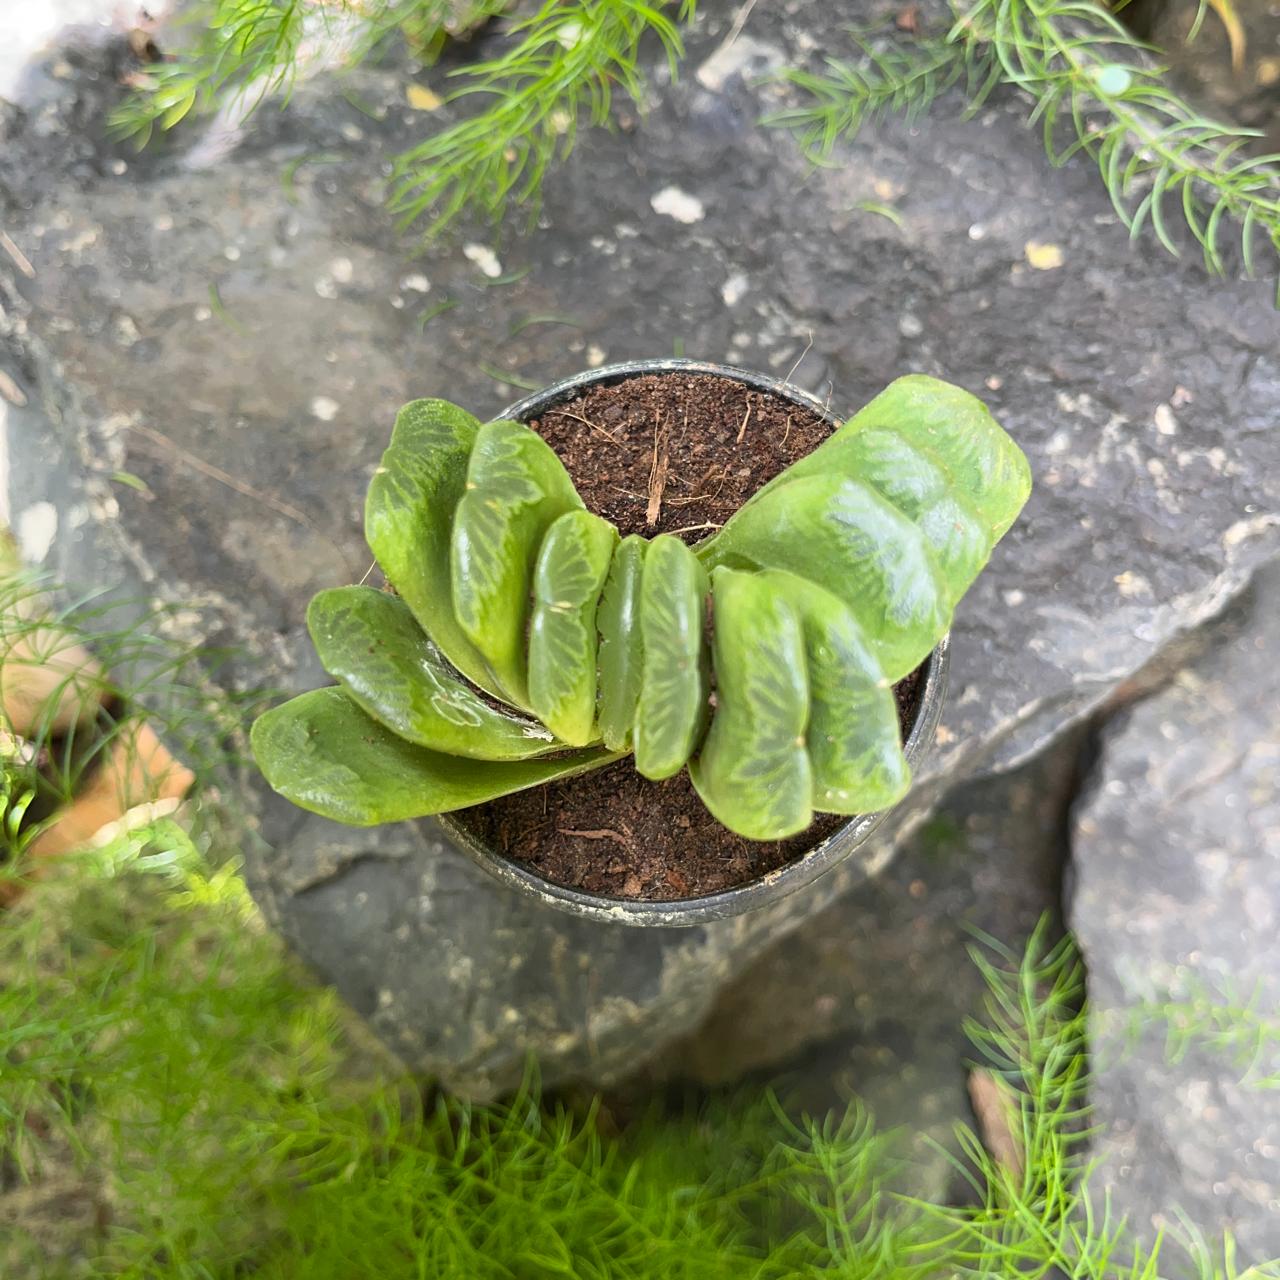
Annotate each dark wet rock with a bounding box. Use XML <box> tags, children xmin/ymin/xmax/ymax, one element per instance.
<box><xmin>2</xmin><ymin>0</ymin><xmax>1278</xmax><ymax>1094</ymax></box>
<box><xmin>655</xmin><ymin>731</ymin><xmax>1080</xmax><ymax>1199</ymax></box>
<box><xmin>1133</xmin><ymin>0</ymin><xmax>1280</xmax><ymax>153</ymax></box>
<box><xmin>1068</xmin><ymin>557</ymin><xmax>1280</xmax><ymax>1268</ymax></box>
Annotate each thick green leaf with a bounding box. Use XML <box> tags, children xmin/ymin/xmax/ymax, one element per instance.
<box><xmin>915</xmin><ymin>495</ymin><xmax>992</xmax><ymax>605</ymax></box>
<box><xmin>633</xmin><ymin>535</ymin><xmax>709</xmax><ymax>781</ymax></box>
<box><xmin>451</xmin><ymin>420</ymin><xmax>584</xmax><ymax>706</ymax></box>
<box><xmin>860</xmin><ymin>376</ymin><xmax>1031</xmax><ymax>539</ymax></box>
<box><xmin>251</xmin><ymin>687</ymin><xmax>619</xmax><ymax>826</ymax></box>
<box><xmin>781</xmin><ymin>427</ymin><xmax>990</xmax><ymax>604</ymax></box>
<box><xmin>705</xmin><ymin>376</ymin><xmax>1030</xmax><ymax>605</ymax></box>
<box><xmin>269</xmin><ymin>380</ymin><xmax>1030</xmax><ymax>843</ymax></box>
<box><xmin>690</xmin><ymin>569</ymin><xmax>813</xmax><ymax>840</ymax></box>
<box><xmin>762</xmin><ymin>570</ymin><xmax>910</xmax><ymax>815</ymax></box>
<box><xmin>364</xmin><ymin>399</ymin><xmax>505</xmax><ymax>699</ymax></box>
<box><xmin>528</xmin><ymin>511</ymin><xmax>617</xmax><ymax>746</ymax></box>
<box><xmin>307</xmin><ymin>586</ymin><xmax>558</xmax><ymax>761</ymax></box>
<box><xmin>700</xmin><ymin>474</ymin><xmax>950</xmax><ymax>682</ymax></box>
<box><xmin>733</xmin><ymin>375</ymin><xmax>1031</xmax><ymax>541</ymax></box>
<box><xmin>596</xmin><ymin>535</ymin><xmax>647</xmax><ymax>752</ymax></box>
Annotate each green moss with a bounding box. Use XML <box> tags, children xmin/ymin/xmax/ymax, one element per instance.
<box><xmin>1</xmin><ymin>811</ymin><xmax>1269</xmax><ymax>1278</ymax></box>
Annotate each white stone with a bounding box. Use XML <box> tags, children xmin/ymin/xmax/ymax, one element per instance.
<box><xmin>463</xmin><ymin>243</ymin><xmax>502</xmax><ymax>278</ymax></box>
<box><xmin>650</xmin><ymin>186</ymin><xmax>705</xmax><ymax>224</ymax></box>
<box><xmin>17</xmin><ymin>500</ymin><xmax>58</xmax><ymax>562</ymax></box>
<box><xmin>721</xmin><ymin>272</ymin><xmax>749</xmax><ymax>307</ymax></box>
<box><xmin>696</xmin><ymin>35</ymin><xmax>783</xmax><ymax>91</ymax></box>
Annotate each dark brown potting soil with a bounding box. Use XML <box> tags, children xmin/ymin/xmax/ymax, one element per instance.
<box><xmin>453</xmin><ymin>372</ymin><xmax>926</xmax><ymax>902</ymax></box>
<box><xmin>526</xmin><ymin>372</ymin><xmax>836</xmax><ymax>540</ymax></box>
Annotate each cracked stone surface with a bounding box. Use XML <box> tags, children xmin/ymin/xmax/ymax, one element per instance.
<box><xmin>1</xmin><ymin>0</ymin><xmax>1278</xmax><ymax>1095</ymax></box>
<box><xmin>1068</xmin><ymin>556</ymin><xmax>1280</xmax><ymax>1268</ymax></box>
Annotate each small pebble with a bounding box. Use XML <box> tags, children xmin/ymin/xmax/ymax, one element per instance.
<box><xmin>649</xmin><ymin>186</ymin><xmax>705</xmax><ymax>224</ymax></box>
<box><xmin>463</xmin><ymin>243</ymin><xmax>502</xmax><ymax>279</ymax></box>
<box><xmin>721</xmin><ymin>273</ymin><xmax>748</xmax><ymax>307</ymax></box>
<box><xmin>1024</xmin><ymin>241</ymin><xmax>1065</xmax><ymax>270</ymax></box>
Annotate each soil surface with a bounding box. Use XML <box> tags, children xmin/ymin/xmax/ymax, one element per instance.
<box><xmin>454</xmin><ymin>372</ymin><xmax>925</xmax><ymax>903</ymax></box>
<box><xmin>527</xmin><ymin>372</ymin><xmax>835</xmax><ymax>540</ymax></box>
<box><xmin>460</xmin><ymin>670</ymin><xmax>922</xmax><ymax>902</ymax></box>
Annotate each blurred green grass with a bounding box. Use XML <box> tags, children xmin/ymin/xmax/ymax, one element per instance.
<box><xmin>0</xmin><ymin>556</ymin><xmax>1273</xmax><ymax>1278</ymax></box>
<box><xmin>3</xmin><ymin>803</ymin><xmax>1272</xmax><ymax>1278</ymax></box>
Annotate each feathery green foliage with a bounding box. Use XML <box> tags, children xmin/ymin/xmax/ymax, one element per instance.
<box><xmin>5</xmin><ymin>838</ymin><xmax>1276</xmax><ymax>1277</ymax></box>
<box><xmin>388</xmin><ymin>0</ymin><xmax>699</xmax><ymax>234</ymax></box>
<box><xmin>765</xmin><ymin>34</ymin><xmax>1000</xmax><ymax>156</ymax></box>
<box><xmin>111</xmin><ymin>0</ymin><xmax>698</xmax><ymax>236</ymax></box>
<box><xmin>110</xmin><ymin>0</ymin><xmax>311</xmax><ymax>144</ymax></box>
<box><xmin>111</xmin><ymin>0</ymin><xmax>1274</xmax><ymax>285</ymax></box>
<box><xmin>108</xmin><ymin>0</ymin><xmax>504</xmax><ymax>145</ymax></box>
<box><xmin>769</xmin><ymin>0</ymin><xmax>1280</xmax><ymax>298</ymax></box>
<box><xmin>964</xmin><ymin>0</ymin><xmax>1280</xmax><ymax>288</ymax></box>
<box><xmin>252</xmin><ymin>375</ymin><xmax>1030</xmax><ymax>842</ymax></box>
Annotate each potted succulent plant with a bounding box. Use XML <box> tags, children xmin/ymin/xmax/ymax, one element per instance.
<box><xmin>252</xmin><ymin>359</ymin><xmax>1029</xmax><ymax>925</ymax></box>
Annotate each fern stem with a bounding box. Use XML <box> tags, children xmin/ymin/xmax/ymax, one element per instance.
<box><xmin>964</xmin><ymin>0</ymin><xmax>1280</xmax><ymax>279</ymax></box>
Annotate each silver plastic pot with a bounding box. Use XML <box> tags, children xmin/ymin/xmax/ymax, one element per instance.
<box><xmin>436</xmin><ymin>359</ymin><xmax>950</xmax><ymax>927</ymax></box>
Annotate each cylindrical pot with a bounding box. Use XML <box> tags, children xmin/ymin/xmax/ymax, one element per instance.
<box><xmin>437</xmin><ymin>359</ymin><xmax>950</xmax><ymax>927</ymax></box>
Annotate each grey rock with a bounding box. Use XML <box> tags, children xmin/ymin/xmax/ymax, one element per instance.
<box><xmin>1</xmin><ymin>0</ymin><xmax>1278</xmax><ymax>1094</ymax></box>
<box><xmin>658</xmin><ymin>730</ymin><xmax>1080</xmax><ymax>1199</ymax></box>
<box><xmin>1069</xmin><ymin>556</ymin><xmax>1280</xmax><ymax>1267</ymax></box>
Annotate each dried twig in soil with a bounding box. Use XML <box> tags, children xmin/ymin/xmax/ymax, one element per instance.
<box><xmin>646</xmin><ymin>417</ymin><xmax>670</xmax><ymax>527</ymax></box>
<box><xmin>557</xmin><ymin>828</ymin><xmax>631</xmax><ymax>848</ymax></box>
<box><xmin>546</xmin><ymin>408</ymin><xmax>623</xmax><ymax>446</ymax></box>
<box><xmin>0</xmin><ymin>230</ymin><xmax>35</xmax><ymax>278</ymax></box>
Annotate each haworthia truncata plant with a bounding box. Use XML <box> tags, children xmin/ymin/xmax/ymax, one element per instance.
<box><xmin>253</xmin><ymin>375</ymin><xmax>1031</xmax><ymax>840</ymax></box>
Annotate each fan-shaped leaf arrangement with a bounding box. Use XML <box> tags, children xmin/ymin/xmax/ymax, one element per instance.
<box><xmin>252</xmin><ymin>375</ymin><xmax>1031</xmax><ymax>840</ymax></box>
